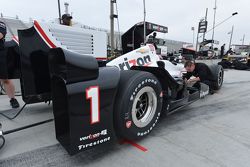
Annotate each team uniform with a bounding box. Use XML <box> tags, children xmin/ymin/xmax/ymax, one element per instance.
<box><xmin>0</xmin><ymin>21</ymin><xmax>7</xmax><ymax>50</ymax></box>
<box><xmin>0</xmin><ymin>21</ymin><xmax>7</xmax><ymax>77</ymax></box>
<box><xmin>185</xmin><ymin>63</ymin><xmax>215</xmax><ymax>91</ymax></box>
<box><xmin>0</xmin><ymin>21</ymin><xmax>20</xmax><ymax>108</ymax></box>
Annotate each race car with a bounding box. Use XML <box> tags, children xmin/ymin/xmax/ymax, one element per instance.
<box><xmin>1</xmin><ymin>21</ymin><xmax>224</xmax><ymax>155</ymax></box>
<box><xmin>219</xmin><ymin>52</ymin><xmax>250</xmax><ymax>70</ymax></box>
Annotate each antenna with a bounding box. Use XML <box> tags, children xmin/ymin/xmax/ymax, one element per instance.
<box><xmin>64</xmin><ymin>2</ymin><xmax>69</xmax><ymax>14</ymax></box>
<box><xmin>211</xmin><ymin>0</ymin><xmax>217</xmax><ymax>49</ymax></box>
<box><xmin>143</xmin><ymin>0</ymin><xmax>146</xmax><ymax>44</ymax></box>
<box><xmin>57</xmin><ymin>0</ymin><xmax>62</xmax><ymax>24</ymax></box>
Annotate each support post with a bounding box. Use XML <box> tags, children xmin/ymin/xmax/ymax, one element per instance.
<box><xmin>110</xmin><ymin>0</ymin><xmax>115</xmax><ymax>57</ymax></box>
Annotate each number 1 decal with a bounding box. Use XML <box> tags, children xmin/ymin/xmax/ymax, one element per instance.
<box><xmin>86</xmin><ymin>86</ymin><xmax>100</xmax><ymax>124</ymax></box>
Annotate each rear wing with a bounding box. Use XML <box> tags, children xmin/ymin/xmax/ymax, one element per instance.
<box><xmin>33</xmin><ymin>21</ymin><xmax>107</xmax><ymax>60</ymax></box>
<box><xmin>200</xmin><ymin>40</ymin><xmax>219</xmax><ymax>46</ymax></box>
<box><xmin>18</xmin><ymin>20</ymin><xmax>107</xmax><ymax>104</ymax></box>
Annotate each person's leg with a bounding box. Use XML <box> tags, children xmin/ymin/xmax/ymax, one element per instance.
<box><xmin>1</xmin><ymin>79</ymin><xmax>19</xmax><ymax>108</ymax></box>
<box><xmin>1</xmin><ymin>79</ymin><xmax>15</xmax><ymax>99</ymax></box>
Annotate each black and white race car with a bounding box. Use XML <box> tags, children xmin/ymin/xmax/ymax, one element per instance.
<box><xmin>0</xmin><ymin>21</ymin><xmax>224</xmax><ymax>155</ymax></box>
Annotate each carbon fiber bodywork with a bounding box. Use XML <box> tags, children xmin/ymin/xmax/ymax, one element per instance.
<box><xmin>49</xmin><ymin>48</ymin><xmax>119</xmax><ymax>155</ymax></box>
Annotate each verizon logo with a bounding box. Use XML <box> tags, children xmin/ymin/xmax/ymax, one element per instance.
<box><xmin>118</xmin><ymin>55</ymin><xmax>152</xmax><ymax>70</ymax></box>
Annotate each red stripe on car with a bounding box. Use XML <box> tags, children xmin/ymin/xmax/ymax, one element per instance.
<box><xmin>34</xmin><ymin>20</ymin><xmax>56</xmax><ymax>48</ymax></box>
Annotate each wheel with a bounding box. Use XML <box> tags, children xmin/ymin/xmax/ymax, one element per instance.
<box><xmin>114</xmin><ymin>70</ymin><xmax>163</xmax><ymax>140</ymax></box>
<box><xmin>209</xmin><ymin>65</ymin><xmax>224</xmax><ymax>90</ymax></box>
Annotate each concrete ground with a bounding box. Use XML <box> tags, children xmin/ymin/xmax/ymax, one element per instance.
<box><xmin>1</xmin><ymin>65</ymin><xmax>250</xmax><ymax>166</ymax></box>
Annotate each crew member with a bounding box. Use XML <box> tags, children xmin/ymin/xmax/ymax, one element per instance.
<box><xmin>61</xmin><ymin>14</ymin><xmax>73</xmax><ymax>26</ymax></box>
<box><xmin>147</xmin><ymin>32</ymin><xmax>158</xmax><ymax>50</ymax></box>
<box><xmin>220</xmin><ymin>44</ymin><xmax>225</xmax><ymax>58</ymax></box>
<box><xmin>184</xmin><ymin>60</ymin><xmax>215</xmax><ymax>94</ymax></box>
<box><xmin>226</xmin><ymin>48</ymin><xmax>233</xmax><ymax>55</ymax></box>
<box><xmin>0</xmin><ymin>20</ymin><xmax>20</xmax><ymax>108</ymax></box>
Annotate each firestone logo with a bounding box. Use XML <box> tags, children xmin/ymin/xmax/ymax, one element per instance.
<box><xmin>78</xmin><ymin>137</ymin><xmax>111</xmax><ymax>150</ymax></box>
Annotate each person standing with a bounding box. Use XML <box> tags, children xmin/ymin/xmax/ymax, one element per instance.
<box><xmin>146</xmin><ymin>32</ymin><xmax>158</xmax><ymax>50</ymax></box>
<box><xmin>226</xmin><ymin>48</ymin><xmax>233</xmax><ymax>55</ymax></box>
<box><xmin>0</xmin><ymin>20</ymin><xmax>20</xmax><ymax>108</ymax></box>
<box><xmin>61</xmin><ymin>14</ymin><xmax>73</xmax><ymax>26</ymax></box>
<box><xmin>220</xmin><ymin>44</ymin><xmax>225</xmax><ymax>58</ymax></box>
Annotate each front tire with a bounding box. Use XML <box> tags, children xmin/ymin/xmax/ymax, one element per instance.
<box><xmin>209</xmin><ymin>65</ymin><xmax>224</xmax><ymax>90</ymax></box>
<box><xmin>114</xmin><ymin>70</ymin><xmax>162</xmax><ymax>140</ymax></box>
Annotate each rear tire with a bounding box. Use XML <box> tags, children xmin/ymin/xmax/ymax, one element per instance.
<box><xmin>114</xmin><ymin>70</ymin><xmax>163</xmax><ymax>140</ymax></box>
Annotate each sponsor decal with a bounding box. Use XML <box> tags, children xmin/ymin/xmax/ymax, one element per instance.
<box><xmin>79</xmin><ymin>129</ymin><xmax>107</xmax><ymax>141</ymax></box>
<box><xmin>136</xmin><ymin>48</ymin><xmax>149</xmax><ymax>54</ymax></box>
<box><xmin>118</xmin><ymin>55</ymin><xmax>152</xmax><ymax>70</ymax></box>
<box><xmin>78</xmin><ymin>137</ymin><xmax>111</xmax><ymax>150</ymax></box>
<box><xmin>126</xmin><ymin>121</ymin><xmax>132</xmax><ymax>129</ymax></box>
<box><xmin>200</xmin><ymin>90</ymin><xmax>209</xmax><ymax>98</ymax></box>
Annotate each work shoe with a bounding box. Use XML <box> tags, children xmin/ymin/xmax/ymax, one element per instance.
<box><xmin>10</xmin><ymin>98</ymin><xmax>20</xmax><ymax>108</ymax></box>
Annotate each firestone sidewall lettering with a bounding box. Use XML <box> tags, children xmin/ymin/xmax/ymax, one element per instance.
<box><xmin>137</xmin><ymin>112</ymin><xmax>161</xmax><ymax>137</ymax></box>
<box><xmin>124</xmin><ymin>78</ymin><xmax>159</xmax><ymax>120</ymax></box>
<box><xmin>125</xmin><ymin>78</ymin><xmax>158</xmax><ymax>121</ymax></box>
<box><xmin>130</xmin><ymin>78</ymin><xmax>157</xmax><ymax>101</ymax></box>
<box><xmin>124</xmin><ymin>78</ymin><xmax>161</xmax><ymax>136</ymax></box>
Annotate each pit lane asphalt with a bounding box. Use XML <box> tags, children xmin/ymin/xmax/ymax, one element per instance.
<box><xmin>1</xmin><ymin>67</ymin><xmax>250</xmax><ymax>167</ymax></box>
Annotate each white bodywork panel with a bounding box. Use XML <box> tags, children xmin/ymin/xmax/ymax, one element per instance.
<box><xmin>34</xmin><ymin>21</ymin><xmax>107</xmax><ymax>59</ymax></box>
<box><xmin>107</xmin><ymin>44</ymin><xmax>185</xmax><ymax>78</ymax></box>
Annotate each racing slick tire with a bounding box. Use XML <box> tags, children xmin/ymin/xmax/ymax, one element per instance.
<box><xmin>114</xmin><ymin>70</ymin><xmax>163</xmax><ymax>140</ymax></box>
<box><xmin>209</xmin><ymin>64</ymin><xmax>224</xmax><ymax>90</ymax></box>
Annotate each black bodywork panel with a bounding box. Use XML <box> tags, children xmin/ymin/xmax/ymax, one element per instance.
<box><xmin>0</xmin><ymin>40</ymin><xmax>20</xmax><ymax>79</ymax></box>
<box><xmin>18</xmin><ymin>27</ymin><xmax>52</xmax><ymax>103</ymax></box>
<box><xmin>49</xmin><ymin>47</ymin><xmax>120</xmax><ymax>155</ymax></box>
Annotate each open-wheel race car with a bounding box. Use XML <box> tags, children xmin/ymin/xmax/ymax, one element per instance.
<box><xmin>0</xmin><ymin>21</ymin><xmax>224</xmax><ymax>155</ymax></box>
<box><xmin>219</xmin><ymin>50</ymin><xmax>250</xmax><ymax>70</ymax></box>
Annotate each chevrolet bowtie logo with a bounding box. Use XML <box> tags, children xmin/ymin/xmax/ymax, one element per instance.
<box><xmin>136</xmin><ymin>48</ymin><xmax>149</xmax><ymax>54</ymax></box>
